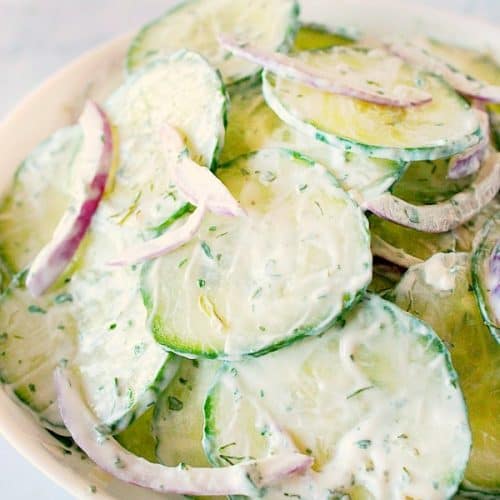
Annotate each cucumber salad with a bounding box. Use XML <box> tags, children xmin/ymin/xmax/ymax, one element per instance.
<box><xmin>1</xmin><ymin>0</ymin><xmax>499</xmax><ymax>498</ymax></box>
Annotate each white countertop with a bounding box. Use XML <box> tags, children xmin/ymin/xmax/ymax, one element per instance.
<box><xmin>0</xmin><ymin>0</ymin><xmax>498</xmax><ymax>498</ymax></box>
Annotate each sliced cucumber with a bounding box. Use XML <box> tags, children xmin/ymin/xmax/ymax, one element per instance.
<box><xmin>392</xmin><ymin>158</ymin><xmax>474</xmax><ymax>205</ymax></box>
<box><xmin>222</xmin><ymin>87</ymin><xmax>405</xmax><ymax>203</ymax></box>
<box><xmin>393</xmin><ymin>253</ymin><xmax>500</xmax><ymax>494</ymax></box>
<box><xmin>105</xmin><ymin>51</ymin><xmax>227</xmax><ymax>237</ymax></box>
<box><xmin>154</xmin><ymin>359</ymin><xmax>220</xmax><ymax>468</ymax></box>
<box><xmin>370</xmin><ymin>215</ymin><xmax>457</xmax><ymax>267</ymax></box>
<box><xmin>116</xmin><ymin>407</ymin><xmax>157</xmax><ymax>462</ymax></box>
<box><xmin>127</xmin><ymin>0</ymin><xmax>299</xmax><ymax>85</ymax></box>
<box><xmin>472</xmin><ymin>217</ymin><xmax>500</xmax><ymax>342</ymax></box>
<box><xmin>67</xmin><ymin>52</ymin><xmax>225</xmax><ymax>433</ymax></box>
<box><xmin>0</xmin><ymin>126</ymin><xmax>82</xmax><ymax>275</ymax></box>
<box><xmin>204</xmin><ymin>294</ymin><xmax>470</xmax><ymax>499</ymax></box>
<box><xmin>263</xmin><ymin>47</ymin><xmax>481</xmax><ymax>161</ymax></box>
<box><xmin>293</xmin><ymin>23</ymin><xmax>355</xmax><ymax>52</ymax></box>
<box><xmin>0</xmin><ymin>274</ymin><xmax>76</xmax><ymax>434</ymax></box>
<box><xmin>141</xmin><ymin>148</ymin><xmax>371</xmax><ymax>359</ymax></box>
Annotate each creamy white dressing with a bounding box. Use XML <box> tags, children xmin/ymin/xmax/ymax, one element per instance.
<box><xmin>207</xmin><ymin>295</ymin><xmax>470</xmax><ymax>499</ymax></box>
<box><xmin>422</xmin><ymin>252</ymin><xmax>459</xmax><ymax>291</ymax></box>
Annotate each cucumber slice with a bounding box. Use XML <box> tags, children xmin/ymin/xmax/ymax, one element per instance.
<box><xmin>222</xmin><ymin>87</ymin><xmax>405</xmax><ymax>203</ymax></box>
<box><xmin>370</xmin><ymin>215</ymin><xmax>457</xmax><ymax>267</ymax></box>
<box><xmin>141</xmin><ymin>148</ymin><xmax>371</xmax><ymax>359</ymax></box>
<box><xmin>0</xmin><ymin>274</ymin><xmax>76</xmax><ymax>434</ymax></box>
<box><xmin>154</xmin><ymin>359</ymin><xmax>221</xmax><ymax>467</ymax></box>
<box><xmin>104</xmin><ymin>51</ymin><xmax>227</xmax><ymax>237</ymax></box>
<box><xmin>472</xmin><ymin>217</ymin><xmax>500</xmax><ymax>342</ymax></box>
<box><xmin>0</xmin><ymin>126</ymin><xmax>82</xmax><ymax>275</ymax></box>
<box><xmin>392</xmin><ymin>158</ymin><xmax>474</xmax><ymax>205</ymax></box>
<box><xmin>116</xmin><ymin>407</ymin><xmax>157</xmax><ymax>462</ymax></box>
<box><xmin>204</xmin><ymin>295</ymin><xmax>471</xmax><ymax>499</ymax></box>
<box><xmin>293</xmin><ymin>23</ymin><xmax>355</xmax><ymax>52</ymax></box>
<box><xmin>67</xmin><ymin>52</ymin><xmax>226</xmax><ymax>433</ymax></box>
<box><xmin>393</xmin><ymin>253</ymin><xmax>500</xmax><ymax>494</ymax></box>
<box><xmin>263</xmin><ymin>47</ymin><xmax>482</xmax><ymax>161</ymax></box>
<box><xmin>126</xmin><ymin>0</ymin><xmax>299</xmax><ymax>85</ymax></box>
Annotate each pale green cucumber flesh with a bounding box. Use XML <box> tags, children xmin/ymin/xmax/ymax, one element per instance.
<box><xmin>393</xmin><ymin>253</ymin><xmax>500</xmax><ymax>494</ymax></box>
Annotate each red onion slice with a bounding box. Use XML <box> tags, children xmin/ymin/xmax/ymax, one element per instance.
<box><xmin>27</xmin><ymin>101</ymin><xmax>115</xmax><ymax>297</ymax></box>
<box><xmin>108</xmin><ymin>204</ymin><xmax>206</xmax><ymax>266</ymax></box>
<box><xmin>219</xmin><ymin>34</ymin><xmax>432</xmax><ymax>107</ymax></box>
<box><xmin>163</xmin><ymin>126</ymin><xmax>245</xmax><ymax>217</ymax></box>
<box><xmin>54</xmin><ymin>367</ymin><xmax>312</xmax><ymax>496</ymax></box>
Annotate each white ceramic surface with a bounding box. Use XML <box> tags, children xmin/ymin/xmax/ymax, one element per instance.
<box><xmin>0</xmin><ymin>1</ymin><xmax>499</xmax><ymax>498</ymax></box>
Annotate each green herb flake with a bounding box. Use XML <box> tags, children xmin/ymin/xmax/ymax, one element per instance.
<box><xmin>298</xmin><ymin>184</ymin><xmax>308</xmax><ymax>192</ymax></box>
<box><xmin>54</xmin><ymin>293</ymin><xmax>73</xmax><ymax>304</ymax></box>
<box><xmin>89</xmin><ymin>485</ymin><xmax>97</xmax><ymax>494</ymax></box>
<box><xmin>28</xmin><ymin>383</ymin><xmax>36</xmax><ymax>393</ymax></box>
<box><xmin>197</xmin><ymin>279</ymin><xmax>206</xmax><ymax>288</ymax></box>
<box><xmin>168</xmin><ymin>396</ymin><xmax>184</xmax><ymax>411</ymax></box>
<box><xmin>209</xmin><ymin>225</ymin><xmax>217</xmax><ymax>232</ymax></box>
<box><xmin>356</xmin><ymin>439</ymin><xmax>372</xmax><ymax>449</ymax></box>
<box><xmin>133</xmin><ymin>343</ymin><xmax>146</xmax><ymax>357</ymax></box>
<box><xmin>178</xmin><ymin>258</ymin><xmax>188</xmax><ymax>268</ymax></box>
<box><xmin>28</xmin><ymin>305</ymin><xmax>46</xmax><ymax>314</ymax></box>
<box><xmin>263</xmin><ymin>171</ymin><xmax>277</xmax><ymax>182</ymax></box>
<box><xmin>201</xmin><ymin>241</ymin><xmax>213</xmax><ymax>259</ymax></box>
<box><xmin>109</xmin><ymin>323</ymin><xmax>117</xmax><ymax>331</ymax></box>
<box><xmin>347</xmin><ymin>385</ymin><xmax>374</xmax><ymax>399</ymax></box>
<box><xmin>314</xmin><ymin>201</ymin><xmax>324</xmax><ymax>215</ymax></box>
<box><xmin>114</xmin><ymin>457</ymin><xmax>125</xmax><ymax>469</ymax></box>
<box><xmin>0</xmin><ymin>333</ymin><xmax>8</xmax><ymax>343</ymax></box>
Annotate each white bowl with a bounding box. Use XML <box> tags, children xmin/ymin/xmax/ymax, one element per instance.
<box><xmin>0</xmin><ymin>1</ymin><xmax>498</xmax><ymax>498</ymax></box>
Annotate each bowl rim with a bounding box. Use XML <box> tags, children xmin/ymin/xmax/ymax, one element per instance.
<box><xmin>0</xmin><ymin>0</ymin><xmax>499</xmax><ymax>498</ymax></box>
